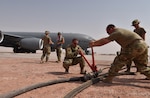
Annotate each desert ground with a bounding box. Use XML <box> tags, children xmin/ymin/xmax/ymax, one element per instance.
<box><xmin>0</xmin><ymin>47</ymin><xmax>150</xmax><ymax>98</ymax></box>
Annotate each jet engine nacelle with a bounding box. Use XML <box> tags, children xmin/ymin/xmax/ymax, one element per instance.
<box><xmin>0</xmin><ymin>32</ymin><xmax>4</xmax><ymax>43</ymax></box>
<box><xmin>20</xmin><ymin>38</ymin><xmax>43</xmax><ymax>50</ymax></box>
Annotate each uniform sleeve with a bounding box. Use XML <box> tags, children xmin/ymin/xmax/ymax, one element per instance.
<box><xmin>77</xmin><ymin>45</ymin><xmax>85</xmax><ymax>54</ymax></box>
<box><xmin>107</xmin><ymin>32</ymin><xmax>120</xmax><ymax>41</ymax></box>
<box><xmin>61</xmin><ymin>37</ymin><xmax>65</xmax><ymax>44</ymax></box>
<box><xmin>107</xmin><ymin>34</ymin><xmax>114</xmax><ymax>41</ymax></box>
<box><xmin>48</xmin><ymin>37</ymin><xmax>54</xmax><ymax>44</ymax></box>
<box><xmin>49</xmin><ymin>37</ymin><xmax>52</xmax><ymax>41</ymax></box>
<box><xmin>141</xmin><ymin>28</ymin><xmax>146</xmax><ymax>34</ymax></box>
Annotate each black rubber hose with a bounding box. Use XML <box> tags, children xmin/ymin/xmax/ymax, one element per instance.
<box><xmin>0</xmin><ymin>76</ymin><xmax>83</xmax><ymax>98</ymax></box>
<box><xmin>0</xmin><ymin>70</ymin><xmax>102</xmax><ymax>98</ymax></box>
<box><xmin>0</xmin><ymin>66</ymin><xmax>135</xmax><ymax>98</ymax></box>
<box><xmin>64</xmin><ymin>71</ymin><xmax>135</xmax><ymax>98</ymax></box>
<box><xmin>64</xmin><ymin>74</ymin><xmax>105</xmax><ymax>98</ymax></box>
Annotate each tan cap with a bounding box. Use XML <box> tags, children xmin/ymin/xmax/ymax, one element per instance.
<box><xmin>132</xmin><ymin>19</ymin><xmax>140</xmax><ymax>26</ymax></box>
<box><xmin>45</xmin><ymin>31</ymin><xmax>50</xmax><ymax>35</ymax></box>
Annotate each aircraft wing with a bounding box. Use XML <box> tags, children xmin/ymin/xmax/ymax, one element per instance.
<box><xmin>0</xmin><ymin>32</ymin><xmax>43</xmax><ymax>53</ymax></box>
<box><xmin>0</xmin><ymin>33</ymin><xmax>22</xmax><ymax>47</ymax></box>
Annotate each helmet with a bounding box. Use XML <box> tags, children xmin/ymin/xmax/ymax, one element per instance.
<box><xmin>132</xmin><ymin>19</ymin><xmax>140</xmax><ymax>26</ymax></box>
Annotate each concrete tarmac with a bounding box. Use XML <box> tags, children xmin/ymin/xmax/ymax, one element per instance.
<box><xmin>1</xmin><ymin>46</ymin><xmax>149</xmax><ymax>62</ymax></box>
<box><xmin>0</xmin><ymin>47</ymin><xmax>115</xmax><ymax>61</ymax></box>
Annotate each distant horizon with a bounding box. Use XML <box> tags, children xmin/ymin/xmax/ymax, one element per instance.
<box><xmin>1</xmin><ymin>46</ymin><xmax>150</xmax><ymax>56</ymax></box>
<box><xmin>0</xmin><ymin>46</ymin><xmax>116</xmax><ymax>55</ymax></box>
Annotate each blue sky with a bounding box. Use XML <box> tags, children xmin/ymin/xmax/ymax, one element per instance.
<box><xmin>0</xmin><ymin>0</ymin><xmax>150</xmax><ymax>54</ymax></box>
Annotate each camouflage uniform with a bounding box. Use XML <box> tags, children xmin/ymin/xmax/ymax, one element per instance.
<box><xmin>126</xmin><ymin>20</ymin><xmax>146</xmax><ymax>72</ymax></box>
<box><xmin>41</xmin><ymin>34</ymin><xmax>51</xmax><ymax>62</ymax></box>
<box><xmin>105</xmin><ymin>28</ymin><xmax>150</xmax><ymax>82</ymax></box>
<box><xmin>134</xmin><ymin>27</ymin><xmax>146</xmax><ymax>38</ymax></box>
<box><xmin>56</xmin><ymin>33</ymin><xmax>64</xmax><ymax>62</ymax></box>
<box><xmin>63</xmin><ymin>44</ymin><xmax>85</xmax><ymax>74</ymax></box>
<box><xmin>132</xmin><ymin>19</ymin><xmax>146</xmax><ymax>39</ymax></box>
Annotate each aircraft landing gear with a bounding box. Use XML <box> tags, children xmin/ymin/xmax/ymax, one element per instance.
<box><xmin>13</xmin><ymin>47</ymin><xmax>36</xmax><ymax>53</ymax></box>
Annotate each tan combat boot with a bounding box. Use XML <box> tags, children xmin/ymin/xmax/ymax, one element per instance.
<box><xmin>80</xmin><ymin>68</ymin><xmax>86</xmax><ymax>74</ymax></box>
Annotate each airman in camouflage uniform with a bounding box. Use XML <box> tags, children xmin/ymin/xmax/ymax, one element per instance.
<box><xmin>126</xmin><ymin>19</ymin><xmax>147</xmax><ymax>72</ymax></box>
<box><xmin>63</xmin><ymin>38</ymin><xmax>86</xmax><ymax>74</ymax></box>
<box><xmin>40</xmin><ymin>31</ymin><xmax>54</xmax><ymax>63</ymax></box>
<box><xmin>56</xmin><ymin>32</ymin><xmax>65</xmax><ymax>63</ymax></box>
<box><xmin>90</xmin><ymin>24</ymin><xmax>150</xmax><ymax>83</ymax></box>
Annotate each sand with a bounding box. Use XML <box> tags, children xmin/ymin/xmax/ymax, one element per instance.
<box><xmin>0</xmin><ymin>48</ymin><xmax>150</xmax><ymax>98</ymax></box>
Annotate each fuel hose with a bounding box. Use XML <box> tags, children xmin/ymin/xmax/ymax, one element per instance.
<box><xmin>64</xmin><ymin>71</ymin><xmax>135</xmax><ymax>98</ymax></box>
<box><xmin>0</xmin><ymin>76</ymin><xmax>83</xmax><ymax>98</ymax></box>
